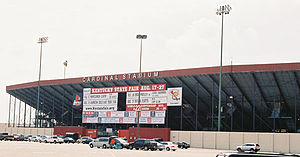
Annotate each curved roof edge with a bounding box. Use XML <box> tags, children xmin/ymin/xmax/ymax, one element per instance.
<box><xmin>6</xmin><ymin>62</ymin><xmax>300</xmax><ymax>91</ymax></box>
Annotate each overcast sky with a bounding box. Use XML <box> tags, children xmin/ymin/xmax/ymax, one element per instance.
<box><xmin>0</xmin><ymin>0</ymin><xmax>299</xmax><ymax>123</ymax></box>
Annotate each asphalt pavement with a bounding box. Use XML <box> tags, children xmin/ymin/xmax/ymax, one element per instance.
<box><xmin>0</xmin><ymin>141</ymin><xmax>225</xmax><ymax>157</ymax></box>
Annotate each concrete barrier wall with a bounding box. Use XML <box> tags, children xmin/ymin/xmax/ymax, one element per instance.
<box><xmin>216</xmin><ymin>132</ymin><xmax>230</xmax><ymax>150</ymax></box>
<box><xmin>243</xmin><ymin>132</ymin><xmax>258</xmax><ymax>144</ymax></box>
<box><xmin>229</xmin><ymin>132</ymin><xmax>243</xmax><ymax>150</ymax></box>
<box><xmin>171</xmin><ymin>131</ymin><xmax>300</xmax><ymax>154</ymax></box>
<box><xmin>203</xmin><ymin>132</ymin><xmax>216</xmax><ymax>149</ymax></box>
<box><xmin>274</xmin><ymin>134</ymin><xmax>289</xmax><ymax>153</ymax></box>
<box><xmin>0</xmin><ymin>125</ymin><xmax>53</xmax><ymax>136</ymax></box>
<box><xmin>170</xmin><ymin>131</ymin><xmax>179</xmax><ymax>142</ymax></box>
<box><xmin>190</xmin><ymin>131</ymin><xmax>203</xmax><ymax>148</ymax></box>
<box><xmin>178</xmin><ymin>131</ymin><xmax>191</xmax><ymax>144</ymax></box>
<box><xmin>289</xmin><ymin>134</ymin><xmax>300</xmax><ymax>154</ymax></box>
<box><xmin>258</xmin><ymin>133</ymin><xmax>273</xmax><ymax>152</ymax></box>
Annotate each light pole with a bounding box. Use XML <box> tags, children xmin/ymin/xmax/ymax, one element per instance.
<box><xmin>36</xmin><ymin>37</ymin><xmax>48</xmax><ymax>128</ymax></box>
<box><xmin>136</xmin><ymin>34</ymin><xmax>147</xmax><ymax>139</ymax></box>
<box><xmin>216</xmin><ymin>5</ymin><xmax>231</xmax><ymax>131</ymax></box>
<box><xmin>63</xmin><ymin>60</ymin><xmax>68</xmax><ymax>79</ymax></box>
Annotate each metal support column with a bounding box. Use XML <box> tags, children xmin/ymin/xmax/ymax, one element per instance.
<box><xmin>273</xmin><ymin>85</ymin><xmax>276</xmax><ymax>132</ymax></box>
<box><xmin>195</xmin><ymin>84</ymin><xmax>199</xmax><ymax>130</ymax></box>
<box><xmin>18</xmin><ymin>100</ymin><xmax>21</xmax><ymax>127</ymax></box>
<box><xmin>52</xmin><ymin>97</ymin><xmax>54</xmax><ymax>127</ymax></box>
<box><xmin>13</xmin><ymin>97</ymin><xmax>16</xmax><ymax>127</ymax></box>
<box><xmin>62</xmin><ymin>91</ymin><xmax>65</xmax><ymax>125</ymax></box>
<box><xmin>24</xmin><ymin>103</ymin><xmax>27</xmax><ymax>127</ymax></box>
<box><xmin>8</xmin><ymin>95</ymin><xmax>11</xmax><ymax>127</ymax></box>
<box><xmin>166</xmin><ymin>108</ymin><xmax>168</xmax><ymax>128</ymax></box>
<box><xmin>253</xmin><ymin>80</ymin><xmax>256</xmax><ymax>131</ymax></box>
<box><xmin>180</xmin><ymin>103</ymin><xmax>183</xmax><ymax>130</ymax></box>
<box><xmin>180</xmin><ymin>83</ymin><xmax>183</xmax><ymax>130</ymax></box>
<box><xmin>294</xmin><ymin>75</ymin><xmax>298</xmax><ymax>133</ymax></box>
<box><xmin>242</xmin><ymin>95</ymin><xmax>244</xmax><ymax>131</ymax></box>
<box><xmin>230</xmin><ymin>61</ymin><xmax>233</xmax><ymax>131</ymax></box>
<box><xmin>295</xmin><ymin>94</ymin><xmax>297</xmax><ymax>132</ymax></box>
<box><xmin>29</xmin><ymin>106</ymin><xmax>32</xmax><ymax>127</ymax></box>
<box><xmin>72</xmin><ymin>107</ymin><xmax>74</xmax><ymax>126</ymax></box>
<box><xmin>211</xmin><ymin>81</ymin><xmax>214</xmax><ymax>130</ymax></box>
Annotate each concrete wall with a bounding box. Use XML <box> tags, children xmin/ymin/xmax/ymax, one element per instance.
<box><xmin>0</xmin><ymin>124</ymin><xmax>53</xmax><ymax>136</ymax></box>
<box><xmin>171</xmin><ymin>131</ymin><xmax>300</xmax><ymax>154</ymax></box>
<box><xmin>203</xmin><ymin>132</ymin><xmax>216</xmax><ymax>149</ymax></box>
<box><xmin>289</xmin><ymin>134</ymin><xmax>300</xmax><ymax>154</ymax></box>
<box><xmin>190</xmin><ymin>131</ymin><xmax>203</xmax><ymax>148</ymax></box>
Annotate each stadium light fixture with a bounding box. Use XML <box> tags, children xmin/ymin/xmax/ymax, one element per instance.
<box><xmin>216</xmin><ymin>4</ymin><xmax>231</xmax><ymax>132</ymax></box>
<box><xmin>136</xmin><ymin>34</ymin><xmax>147</xmax><ymax>140</ymax></box>
<box><xmin>36</xmin><ymin>37</ymin><xmax>48</xmax><ymax>128</ymax></box>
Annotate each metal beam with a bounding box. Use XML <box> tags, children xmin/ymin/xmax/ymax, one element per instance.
<box><xmin>21</xmin><ymin>88</ymin><xmax>63</xmax><ymax>114</ymax></box>
<box><xmin>23</xmin><ymin>103</ymin><xmax>27</xmax><ymax>127</ymax></box>
<box><xmin>228</xmin><ymin>73</ymin><xmax>273</xmax><ymax>130</ymax></box>
<box><xmin>293</xmin><ymin>72</ymin><xmax>300</xmax><ymax>90</ymax></box>
<box><xmin>251</xmin><ymin>73</ymin><xmax>269</xmax><ymax>109</ymax></box>
<box><xmin>208</xmin><ymin>74</ymin><xmax>272</xmax><ymax>130</ymax></box>
<box><xmin>13</xmin><ymin>97</ymin><xmax>16</xmax><ymax>127</ymax></box>
<box><xmin>272</xmin><ymin>72</ymin><xmax>291</xmax><ymax>115</ymax></box>
<box><xmin>8</xmin><ymin>95</ymin><xmax>11</xmax><ymax>127</ymax></box>
<box><xmin>177</xmin><ymin>76</ymin><xmax>209</xmax><ymax>111</ymax></box>
<box><xmin>165</xmin><ymin>77</ymin><xmax>203</xmax><ymax>129</ymax></box>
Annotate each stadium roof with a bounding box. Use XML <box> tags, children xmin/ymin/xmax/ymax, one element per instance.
<box><xmin>6</xmin><ymin>62</ymin><xmax>300</xmax><ymax>131</ymax></box>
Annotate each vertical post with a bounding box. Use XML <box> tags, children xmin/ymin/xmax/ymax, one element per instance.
<box><xmin>180</xmin><ymin>83</ymin><xmax>183</xmax><ymax>130</ymax></box>
<box><xmin>36</xmin><ymin>42</ymin><xmax>43</xmax><ymax>128</ymax></box>
<box><xmin>24</xmin><ymin>103</ymin><xmax>27</xmax><ymax>127</ymax></box>
<box><xmin>137</xmin><ymin>38</ymin><xmax>143</xmax><ymax>139</ymax></box>
<box><xmin>180</xmin><ymin>103</ymin><xmax>183</xmax><ymax>130</ymax></box>
<box><xmin>166</xmin><ymin>108</ymin><xmax>168</xmax><ymax>128</ymax></box>
<box><xmin>62</xmin><ymin>91</ymin><xmax>64</xmax><ymax>125</ymax></box>
<box><xmin>29</xmin><ymin>106</ymin><xmax>32</xmax><ymax>127</ymax></box>
<box><xmin>13</xmin><ymin>97</ymin><xmax>16</xmax><ymax>127</ymax></box>
<box><xmin>8</xmin><ymin>95</ymin><xmax>11</xmax><ymax>127</ymax></box>
<box><xmin>253</xmin><ymin>78</ymin><xmax>256</xmax><ymax>131</ymax></box>
<box><xmin>211</xmin><ymin>80</ymin><xmax>214</xmax><ymax>130</ymax></box>
<box><xmin>295</xmin><ymin>94</ymin><xmax>297</xmax><ymax>132</ymax></box>
<box><xmin>218</xmin><ymin>11</ymin><xmax>224</xmax><ymax>132</ymax></box>
<box><xmin>72</xmin><ymin>106</ymin><xmax>74</xmax><ymax>126</ymax></box>
<box><xmin>135</xmin><ymin>34</ymin><xmax>147</xmax><ymax>139</ymax></box>
<box><xmin>242</xmin><ymin>95</ymin><xmax>244</xmax><ymax>131</ymax></box>
<box><xmin>195</xmin><ymin>84</ymin><xmax>199</xmax><ymax>130</ymax></box>
<box><xmin>52</xmin><ymin>97</ymin><xmax>54</xmax><ymax>127</ymax></box>
<box><xmin>18</xmin><ymin>100</ymin><xmax>21</xmax><ymax>127</ymax></box>
<box><xmin>294</xmin><ymin>76</ymin><xmax>298</xmax><ymax>133</ymax></box>
<box><xmin>40</xmin><ymin>97</ymin><xmax>43</xmax><ymax>127</ymax></box>
<box><xmin>230</xmin><ymin>61</ymin><xmax>233</xmax><ymax>131</ymax></box>
<box><xmin>273</xmin><ymin>85</ymin><xmax>276</xmax><ymax>132</ymax></box>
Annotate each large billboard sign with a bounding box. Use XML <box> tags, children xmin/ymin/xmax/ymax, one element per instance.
<box><xmin>82</xmin><ymin>110</ymin><xmax>165</xmax><ymax>124</ymax></box>
<box><xmin>90</xmin><ymin>84</ymin><xmax>166</xmax><ymax>94</ymax></box>
<box><xmin>83</xmin><ymin>88</ymin><xmax>118</xmax><ymax>111</ymax></box>
<box><xmin>82</xmin><ymin>84</ymin><xmax>181</xmax><ymax>124</ymax></box>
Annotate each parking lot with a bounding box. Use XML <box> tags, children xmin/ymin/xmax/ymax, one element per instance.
<box><xmin>0</xmin><ymin>141</ymin><xmax>225</xmax><ymax>157</ymax></box>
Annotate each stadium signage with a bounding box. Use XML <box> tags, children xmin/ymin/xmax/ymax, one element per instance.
<box><xmin>82</xmin><ymin>71</ymin><xmax>159</xmax><ymax>83</ymax></box>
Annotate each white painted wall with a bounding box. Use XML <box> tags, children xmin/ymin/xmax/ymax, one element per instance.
<box><xmin>171</xmin><ymin>131</ymin><xmax>300</xmax><ymax>154</ymax></box>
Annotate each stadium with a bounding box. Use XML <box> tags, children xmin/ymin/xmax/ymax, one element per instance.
<box><xmin>5</xmin><ymin>62</ymin><xmax>300</xmax><ymax>133</ymax></box>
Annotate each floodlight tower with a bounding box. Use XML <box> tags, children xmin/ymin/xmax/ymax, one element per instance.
<box><xmin>216</xmin><ymin>5</ymin><xmax>232</xmax><ymax>131</ymax></box>
<box><xmin>136</xmin><ymin>34</ymin><xmax>147</xmax><ymax>139</ymax></box>
<box><xmin>36</xmin><ymin>37</ymin><xmax>48</xmax><ymax>128</ymax></box>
